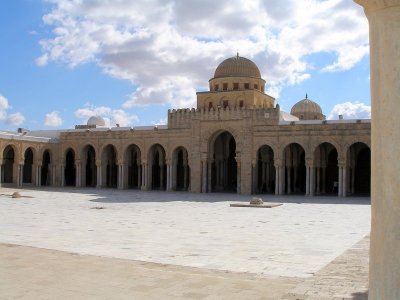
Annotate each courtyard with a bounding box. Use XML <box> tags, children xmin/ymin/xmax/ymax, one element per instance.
<box><xmin>0</xmin><ymin>188</ymin><xmax>370</xmax><ymax>299</ymax></box>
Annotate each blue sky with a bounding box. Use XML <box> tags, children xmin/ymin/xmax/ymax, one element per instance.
<box><xmin>0</xmin><ymin>0</ymin><xmax>371</xmax><ymax>130</ymax></box>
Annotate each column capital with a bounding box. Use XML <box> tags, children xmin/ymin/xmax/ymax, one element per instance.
<box><xmin>355</xmin><ymin>0</ymin><xmax>400</xmax><ymax>12</ymax></box>
<box><xmin>274</xmin><ymin>158</ymin><xmax>283</xmax><ymax>167</ymax></box>
<box><xmin>305</xmin><ymin>158</ymin><xmax>314</xmax><ymax>167</ymax></box>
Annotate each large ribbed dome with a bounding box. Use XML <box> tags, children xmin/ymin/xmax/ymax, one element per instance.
<box><xmin>291</xmin><ymin>95</ymin><xmax>325</xmax><ymax>120</ymax></box>
<box><xmin>291</xmin><ymin>97</ymin><xmax>323</xmax><ymax>115</ymax></box>
<box><xmin>214</xmin><ymin>55</ymin><xmax>261</xmax><ymax>78</ymax></box>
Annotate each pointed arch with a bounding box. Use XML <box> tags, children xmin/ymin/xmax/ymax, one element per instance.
<box><xmin>148</xmin><ymin>144</ymin><xmax>166</xmax><ymax>190</ymax></box>
<box><xmin>22</xmin><ymin>148</ymin><xmax>34</xmax><ymax>184</ymax></box>
<box><xmin>256</xmin><ymin>145</ymin><xmax>275</xmax><ymax>194</ymax></box>
<box><xmin>82</xmin><ymin>145</ymin><xmax>97</xmax><ymax>187</ymax></box>
<box><xmin>172</xmin><ymin>146</ymin><xmax>190</xmax><ymax>191</ymax></box>
<box><xmin>2</xmin><ymin>145</ymin><xmax>16</xmax><ymax>184</ymax></box>
<box><xmin>347</xmin><ymin>142</ymin><xmax>370</xmax><ymax>196</ymax></box>
<box><xmin>101</xmin><ymin>144</ymin><xmax>117</xmax><ymax>188</ymax></box>
<box><xmin>65</xmin><ymin>148</ymin><xmax>76</xmax><ymax>186</ymax></box>
<box><xmin>283</xmin><ymin>143</ymin><xmax>306</xmax><ymax>194</ymax></box>
<box><xmin>125</xmin><ymin>144</ymin><xmax>142</xmax><ymax>189</ymax></box>
<box><xmin>314</xmin><ymin>142</ymin><xmax>338</xmax><ymax>195</ymax></box>
<box><xmin>41</xmin><ymin>149</ymin><xmax>51</xmax><ymax>186</ymax></box>
<box><xmin>209</xmin><ymin>130</ymin><xmax>237</xmax><ymax>192</ymax></box>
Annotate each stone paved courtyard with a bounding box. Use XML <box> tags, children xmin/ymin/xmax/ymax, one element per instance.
<box><xmin>0</xmin><ymin>188</ymin><xmax>370</xmax><ymax>299</ymax></box>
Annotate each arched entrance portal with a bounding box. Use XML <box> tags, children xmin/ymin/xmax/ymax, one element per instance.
<box><xmin>148</xmin><ymin>144</ymin><xmax>166</xmax><ymax>190</ymax></box>
<box><xmin>314</xmin><ymin>143</ymin><xmax>338</xmax><ymax>195</ymax></box>
<box><xmin>65</xmin><ymin>149</ymin><xmax>76</xmax><ymax>186</ymax></box>
<box><xmin>348</xmin><ymin>142</ymin><xmax>370</xmax><ymax>196</ymax></box>
<box><xmin>102</xmin><ymin>145</ymin><xmax>117</xmax><ymax>188</ymax></box>
<box><xmin>82</xmin><ymin>145</ymin><xmax>96</xmax><ymax>187</ymax></box>
<box><xmin>2</xmin><ymin>145</ymin><xmax>15</xmax><ymax>183</ymax></box>
<box><xmin>283</xmin><ymin>143</ymin><xmax>306</xmax><ymax>194</ymax></box>
<box><xmin>210</xmin><ymin>131</ymin><xmax>237</xmax><ymax>192</ymax></box>
<box><xmin>256</xmin><ymin>145</ymin><xmax>275</xmax><ymax>193</ymax></box>
<box><xmin>126</xmin><ymin>144</ymin><xmax>141</xmax><ymax>189</ymax></box>
<box><xmin>172</xmin><ymin>147</ymin><xmax>190</xmax><ymax>191</ymax></box>
<box><xmin>23</xmin><ymin>148</ymin><xmax>34</xmax><ymax>184</ymax></box>
<box><xmin>41</xmin><ymin>150</ymin><xmax>51</xmax><ymax>186</ymax></box>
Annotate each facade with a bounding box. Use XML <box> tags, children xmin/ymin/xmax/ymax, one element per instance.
<box><xmin>0</xmin><ymin>55</ymin><xmax>371</xmax><ymax>196</ymax></box>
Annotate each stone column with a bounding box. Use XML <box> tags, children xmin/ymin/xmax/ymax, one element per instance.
<box><xmin>75</xmin><ymin>161</ymin><xmax>81</xmax><ymax>187</ymax></box>
<box><xmin>338</xmin><ymin>165</ymin><xmax>343</xmax><ymax>197</ymax></box>
<box><xmin>305</xmin><ymin>166</ymin><xmax>310</xmax><ymax>195</ymax></box>
<box><xmin>342</xmin><ymin>166</ymin><xmax>347</xmax><ymax>197</ymax></box>
<box><xmin>36</xmin><ymin>164</ymin><xmax>42</xmax><ymax>187</ymax></box>
<box><xmin>355</xmin><ymin>2</ymin><xmax>400</xmax><ymax>298</ymax></box>
<box><xmin>285</xmin><ymin>166</ymin><xmax>290</xmax><ymax>194</ymax></box>
<box><xmin>141</xmin><ymin>162</ymin><xmax>148</xmax><ymax>190</ymax></box>
<box><xmin>96</xmin><ymin>160</ymin><xmax>102</xmax><ymax>188</ymax></box>
<box><xmin>52</xmin><ymin>164</ymin><xmax>56</xmax><ymax>186</ymax></box>
<box><xmin>274</xmin><ymin>159</ymin><xmax>282</xmax><ymax>195</ymax></box>
<box><xmin>138</xmin><ymin>164</ymin><xmax>142</xmax><ymax>188</ymax></box>
<box><xmin>166</xmin><ymin>163</ymin><xmax>171</xmax><ymax>191</ymax></box>
<box><xmin>117</xmin><ymin>163</ymin><xmax>124</xmax><ymax>189</ymax></box>
<box><xmin>60</xmin><ymin>165</ymin><xmax>65</xmax><ymax>186</ymax></box>
<box><xmin>236</xmin><ymin>159</ymin><xmax>241</xmax><ymax>194</ymax></box>
<box><xmin>310</xmin><ymin>166</ymin><xmax>315</xmax><ymax>196</ymax></box>
<box><xmin>279</xmin><ymin>166</ymin><xmax>285</xmax><ymax>195</ymax></box>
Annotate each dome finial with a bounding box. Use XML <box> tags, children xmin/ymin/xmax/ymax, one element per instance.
<box><xmin>236</xmin><ymin>51</ymin><xmax>239</xmax><ymax>59</ymax></box>
<box><xmin>306</xmin><ymin>93</ymin><xmax>308</xmax><ymax>99</ymax></box>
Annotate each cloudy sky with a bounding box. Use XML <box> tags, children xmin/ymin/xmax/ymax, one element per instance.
<box><xmin>0</xmin><ymin>0</ymin><xmax>371</xmax><ymax>130</ymax></box>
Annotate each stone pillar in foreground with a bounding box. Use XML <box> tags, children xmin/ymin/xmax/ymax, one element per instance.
<box><xmin>354</xmin><ymin>1</ymin><xmax>400</xmax><ymax>299</ymax></box>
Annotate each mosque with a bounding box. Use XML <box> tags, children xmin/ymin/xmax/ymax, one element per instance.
<box><xmin>0</xmin><ymin>55</ymin><xmax>371</xmax><ymax>196</ymax></box>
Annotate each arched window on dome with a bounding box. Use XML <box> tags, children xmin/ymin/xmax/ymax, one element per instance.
<box><xmin>214</xmin><ymin>84</ymin><xmax>219</xmax><ymax>91</ymax></box>
<box><xmin>233</xmin><ymin>83</ymin><xmax>239</xmax><ymax>90</ymax></box>
<box><xmin>223</xmin><ymin>83</ymin><xmax>228</xmax><ymax>91</ymax></box>
<box><xmin>244</xmin><ymin>83</ymin><xmax>250</xmax><ymax>89</ymax></box>
<box><xmin>208</xmin><ymin>102</ymin><xmax>213</xmax><ymax>110</ymax></box>
<box><xmin>254</xmin><ymin>84</ymin><xmax>259</xmax><ymax>90</ymax></box>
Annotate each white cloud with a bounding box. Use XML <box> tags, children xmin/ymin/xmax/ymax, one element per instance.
<box><xmin>152</xmin><ymin>117</ymin><xmax>167</xmax><ymax>126</ymax></box>
<box><xmin>44</xmin><ymin>111</ymin><xmax>63</xmax><ymax>126</ymax></box>
<box><xmin>35</xmin><ymin>53</ymin><xmax>49</xmax><ymax>67</ymax></box>
<box><xmin>37</xmin><ymin>0</ymin><xmax>369</xmax><ymax>105</ymax></box>
<box><xmin>0</xmin><ymin>94</ymin><xmax>10</xmax><ymax>119</ymax></box>
<box><xmin>0</xmin><ymin>94</ymin><xmax>25</xmax><ymax>126</ymax></box>
<box><xmin>328</xmin><ymin>102</ymin><xmax>371</xmax><ymax>120</ymax></box>
<box><xmin>6</xmin><ymin>112</ymin><xmax>25</xmax><ymax>126</ymax></box>
<box><xmin>74</xmin><ymin>104</ymin><xmax>139</xmax><ymax>127</ymax></box>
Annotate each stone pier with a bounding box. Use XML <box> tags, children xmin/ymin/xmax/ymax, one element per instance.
<box><xmin>355</xmin><ymin>1</ymin><xmax>400</xmax><ymax>299</ymax></box>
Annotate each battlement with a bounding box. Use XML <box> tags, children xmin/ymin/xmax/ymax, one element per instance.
<box><xmin>168</xmin><ymin>106</ymin><xmax>280</xmax><ymax>128</ymax></box>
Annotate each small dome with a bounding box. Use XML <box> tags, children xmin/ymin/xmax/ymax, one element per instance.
<box><xmin>214</xmin><ymin>55</ymin><xmax>261</xmax><ymax>78</ymax></box>
<box><xmin>87</xmin><ymin>115</ymin><xmax>105</xmax><ymax>127</ymax></box>
<box><xmin>291</xmin><ymin>95</ymin><xmax>325</xmax><ymax>120</ymax></box>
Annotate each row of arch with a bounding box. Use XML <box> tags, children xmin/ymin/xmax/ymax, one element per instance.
<box><xmin>200</xmin><ymin>131</ymin><xmax>370</xmax><ymax>196</ymax></box>
<box><xmin>0</xmin><ymin>131</ymin><xmax>370</xmax><ymax>196</ymax></box>
<box><xmin>254</xmin><ymin>141</ymin><xmax>370</xmax><ymax>196</ymax></box>
<box><xmin>1</xmin><ymin>144</ymin><xmax>190</xmax><ymax>191</ymax></box>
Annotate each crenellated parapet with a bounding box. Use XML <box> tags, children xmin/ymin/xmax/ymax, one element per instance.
<box><xmin>168</xmin><ymin>106</ymin><xmax>280</xmax><ymax>128</ymax></box>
